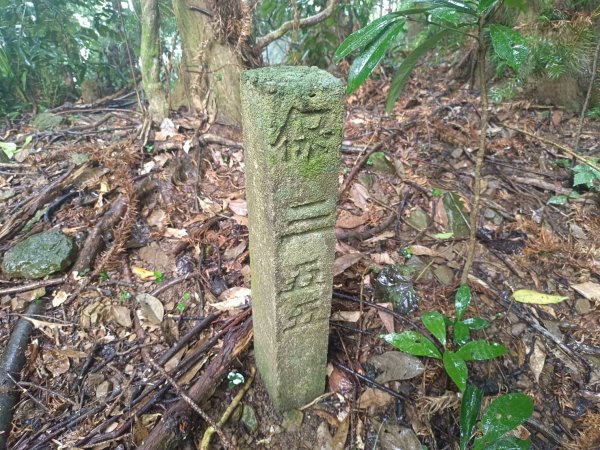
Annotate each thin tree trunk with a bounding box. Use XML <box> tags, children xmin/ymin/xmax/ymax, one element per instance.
<box><xmin>461</xmin><ymin>18</ymin><xmax>489</xmax><ymax>285</ymax></box>
<box><xmin>574</xmin><ymin>36</ymin><xmax>600</xmax><ymax>153</ymax></box>
<box><xmin>141</xmin><ymin>0</ymin><xmax>168</xmax><ymax>121</ymax></box>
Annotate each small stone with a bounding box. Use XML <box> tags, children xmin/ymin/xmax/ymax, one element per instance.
<box><xmin>282</xmin><ymin>409</ymin><xmax>303</xmax><ymax>432</ymax></box>
<box><xmin>575</xmin><ymin>298</ymin><xmax>592</xmax><ymax>315</ymax></box>
<box><xmin>2</xmin><ymin>229</ymin><xmax>77</xmax><ymax>279</ymax></box>
<box><xmin>241</xmin><ymin>405</ymin><xmax>258</xmax><ymax>432</ymax></box>
<box><xmin>483</xmin><ymin>208</ymin><xmax>497</xmax><ymax>220</ymax></box>
<box><xmin>511</xmin><ymin>323</ymin><xmax>526</xmax><ymax>336</ymax></box>
<box><xmin>450</xmin><ymin>148</ymin><xmax>463</xmax><ymax>159</ymax></box>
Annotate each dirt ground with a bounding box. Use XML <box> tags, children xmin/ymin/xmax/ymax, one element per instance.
<box><xmin>1</xmin><ymin>59</ymin><xmax>599</xmax><ymax>449</ymax></box>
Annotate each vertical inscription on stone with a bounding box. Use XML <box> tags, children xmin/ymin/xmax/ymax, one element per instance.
<box><xmin>241</xmin><ymin>66</ymin><xmax>343</xmax><ymax>410</ymax></box>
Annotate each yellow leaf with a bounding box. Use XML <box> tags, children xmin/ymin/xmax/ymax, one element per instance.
<box><xmin>132</xmin><ymin>266</ymin><xmax>155</xmax><ymax>280</ymax></box>
<box><xmin>512</xmin><ymin>289</ymin><xmax>568</xmax><ymax>304</ymax></box>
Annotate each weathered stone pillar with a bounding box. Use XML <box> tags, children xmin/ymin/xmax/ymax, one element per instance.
<box><xmin>241</xmin><ymin>67</ymin><xmax>343</xmax><ymax>410</ymax></box>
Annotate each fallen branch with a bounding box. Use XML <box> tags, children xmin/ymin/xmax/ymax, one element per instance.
<box><xmin>0</xmin><ymin>277</ymin><xmax>65</xmax><ymax>295</ymax></box>
<box><xmin>0</xmin><ymin>299</ymin><xmax>46</xmax><ymax>449</ymax></box>
<box><xmin>138</xmin><ymin>319</ymin><xmax>253</xmax><ymax>450</ymax></box>
<box><xmin>502</xmin><ymin>123</ymin><xmax>600</xmax><ymax>172</ymax></box>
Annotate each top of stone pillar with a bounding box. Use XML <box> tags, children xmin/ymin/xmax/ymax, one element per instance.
<box><xmin>240</xmin><ymin>66</ymin><xmax>343</xmax><ymax>97</ymax></box>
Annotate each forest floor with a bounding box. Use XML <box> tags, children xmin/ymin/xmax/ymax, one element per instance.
<box><xmin>1</xmin><ymin>60</ymin><xmax>600</xmax><ymax>450</ymax></box>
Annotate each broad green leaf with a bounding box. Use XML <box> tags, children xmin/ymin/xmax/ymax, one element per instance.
<box><xmin>512</xmin><ymin>289</ymin><xmax>568</xmax><ymax>305</ymax></box>
<box><xmin>462</xmin><ymin>317</ymin><xmax>490</xmax><ymax>330</ymax></box>
<box><xmin>443</xmin><ymin>351</ymin><xmax>468</xmax><ymax>392</ymax></box>
<box><xmin>546</xmin><ymin>195</ymin><xmax>568</xmax><ymax>206</ymax></box>
<box><xmin>334</xmin><ymin>14</ymin><xmax>402</xmax><ymax>62</ymax></box>
<box><xmin>431</xmin><ymin>0</ymin><xmax>477</xmax><ymax>15</ymax></box>
<box><xmin>460</xmin><ymin>383</ymin><xmax>483</xmax><ymax>450</ymax></box>
<box><xmin>457</xmin><ymin>340</ymin><xmax>507</xmax><ymax>361</ymax></box>
<box><xmin>454</xmin><ymin>284</ymin><xmax>471</xmax><ymax>322</ymax></box>
<box><xmin>482</xmin><ymin>436</ymin><xmax>531</xmax><ymax>450</ymax></box>
<box><xmin>454</xmin><ymin>321</ymin><xmax>470</xmax><ymax>346</ymax></box>
<box><xmin>386</xmin><ymin>29</ymin><xmax>448</xmax><ymax>113</ymax></box>
<box><xmin>489</xmin><ymin>25</ymin><xmax>528</xmax><ymax>71</ymax></box>
<box><xmin>477</xmin><ymin>393</ymin><xmax>534</xmax><ymax>447</ymax></box>
<box><xmin>381</xmin><ymin>331</ymin><xmax>442</xmax><ymax>360</ymax></box>
<box><xmin>478</xmin><ymin>0</ymin><xmax>498</xmax><ymax>12</ymax></box>
<box><xmin>573</xmin><ymin>170</ymin><xmax>596</xmax><ymax>188</ymax></box>
<box><xmin>347</xmin><ymin>21</ymin><xmax>405</xmax><ymax>94</ymax></box>
<box><xmin>421</xmin><ymin>311</ymin><xmax>447</xmax><ymax>346</ymax></box>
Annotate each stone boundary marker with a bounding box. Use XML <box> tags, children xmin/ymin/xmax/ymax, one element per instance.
<box><xmin>241</xmin><ymin>66</ymin><xmax>344</xmax><ymax>410</ymax></box>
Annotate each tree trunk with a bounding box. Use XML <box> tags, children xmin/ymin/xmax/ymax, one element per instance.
<box><xmin>172</xmin><ymin>0</ymin><xmax>244</xmax><ymax>127</ymax></box>
<box><xmin>141</xmin><ymin>0</ymin><xmax>168</xmax><ymax>121</ymax></box>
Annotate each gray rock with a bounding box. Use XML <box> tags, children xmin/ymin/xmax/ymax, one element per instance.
<box><xmin>2</xmin><ymin>229</ymin><xmax>77</xmax><ymax>279</ymax></box>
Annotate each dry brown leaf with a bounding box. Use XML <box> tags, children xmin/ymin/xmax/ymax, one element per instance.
<box><xmin>333</xmin><ymin>253</ymin><xmax>362</xmax><ymax>276</ymax></box>
<box><xmin>229</xmin><ymin>199</ymin><xmax>247</xmax><ymax>216</ymax></box>
<box><xmin>164</xmin><ymin>227</ymin><xmax>188</xmax><ymax>239</ymax></box>
<box><xmin>330</xmin><ymin>311</ymin><xmax>361</xmax><ymax>322</ymax></box>
<box><xmin>357</xmin><ymin>387</ymin><xmax>392</xmax><ymax>408</ymax></box>
<box><xmin>337</xmin><ymin>210</ymin><xmax>368</xmax><ymax>229</ymax></box>
<box><xmin>137</xmin><ymin>293</ymin><xmax>164</xmax><ymax>324</ymax></box>
<box><xmin>223</xmin><ymin>241</ymin><xmax>247</xmax><ymax>261</ymax></box>
<box><xmin>42</xmin><ymin>351</ymin><xmax>70</xmax><ymax>377</ymax></box>
<box><xmin>349</xmin><ymin>183</ymin><xmax>370</xmax><ymax>211</ymax></box>
<box><xmin>110</xmin><ymin>305</ymin><xmax>132</xmax><ymax>328</ymax></box>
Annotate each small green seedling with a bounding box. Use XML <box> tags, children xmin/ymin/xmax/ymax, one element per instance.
<box><xmin>382</xmin><ymin>284</ymin><xmax>507</xmax><ymax>392</ymax></box>
<box><xmin>432</xmin><ymin>188</ymin><xmax>443</xmax><ymax>197</ymax></box>
<box><xmin>153</xmin><ymin>271</ymin><xmax>165</xmax><ymax>283</ymax></box>
<box><xmin>99</xmin><ymin>271</ymin><xmax>110</xmax><ymax>281</ymax></box>
<box><xmin>400</xmin><ymin>247</ymin><xmax>413</xmax><ymax>258</ymax></box>
<box><xmin>460</xmin><ymin>383</ymin><xmax>533</xmax><ymax>450</ymax></box>
<box><xmin>119</xmin><ymin>291</ymin><xmax>132</xmax><ymax>301</ymax></box>
<box><xmin>177</xmin><ymin>292</ymin><xmax>191</xmax><ymax>313</ymax></box>
<box><xmin>0</xmin><ymin>135</ymin><xmax>32</xmax><ymax>159</ymax></box>
<box><xmin>144</xmin><ymin>144</ymin><xmax>154</xmax><ymax>154</ymax></box>
<box><xmin>227</xmin><ymin>371</ymin><xmax>245</xmax><ymax>389</ymax></box>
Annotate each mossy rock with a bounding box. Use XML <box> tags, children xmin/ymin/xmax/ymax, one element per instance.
<box><xmin>2</xmin><ymin>229</ymin><xmax>77</xmax><ymax>279</ymax></box>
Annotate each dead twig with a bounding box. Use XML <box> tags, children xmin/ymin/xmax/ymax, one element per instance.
<box><xmin>137</xmin><ymin>319</ymin><xmax>253</xmax><ymax>450</ymax></box>
<box><xmin>339</xmin><ymin>143</ymin><xmax>383</xmax><ymax>196</ymax></box>
<box><xmin>0</xmin><ymin>277</ymin><xmax>65</xmax><ymax>295</ymax></box>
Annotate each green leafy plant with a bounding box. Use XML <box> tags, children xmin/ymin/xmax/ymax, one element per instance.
<box><xmin>335</xmin><ymin>0</ymin><xmax>527</xmax><ymax>113</ymax></box>
<box><xmin>382</xmin><ymin>284</ymin><xmax>507</xmax><ymax>392</ymax></box>
<box><xmin>460</xmin><ymin>384</ymin><xmax>533</xmax><ymax>450</ymax></box>
<box><xmin>227</xmin><ymin>370</ymin><xmax>245</xmax><ymax>389</ymax></box>
<box><xmin>177</xmin><ymin>292</ymin><xmax>191</xmax><ymax>313</ymax></box>
<box><xmin>119</xmin><ymin>291</ymin><xmax>131</xmax><ymax>301</ymax></box>
<box><xmin>99</xmin><ymin>271</ymin><xmax>110</xmax><ymax>281</ymax></box>
<box><xmin>547</xmin><ymin>157</ymin><xmax>600</xmax><ymax>206</ymax></box>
